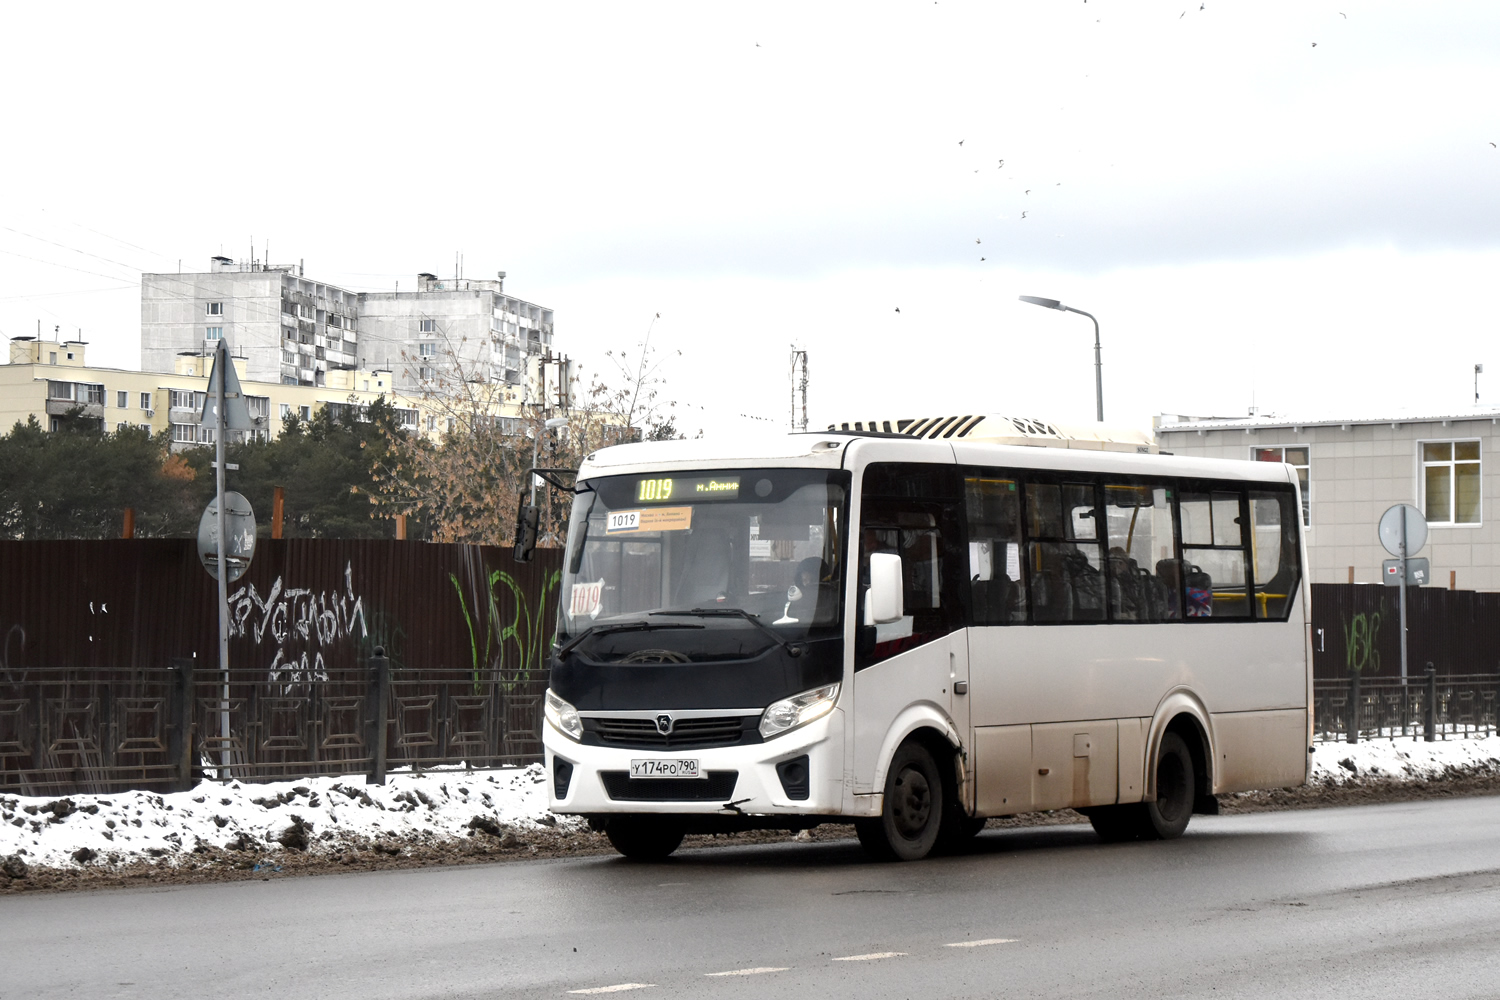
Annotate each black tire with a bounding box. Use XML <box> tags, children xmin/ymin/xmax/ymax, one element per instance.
<box><xmin>1087</xmin><ymin>731</ymin><xmax>1196</xmax><ymax>842</ymax></box>
<box><xmin>1143</xmin><ymin>732</ymin><xmax>1195</xmax><ymax>840</ymax></box>
<box><xmin>856</xmin><ymin>741</ymin><xmax>944</xmax><ymax>861</ymax></box>
<box><xmin>604</xmin><ymin>817</ymin><xmax>686</xmax><ymax>860</ymax></box>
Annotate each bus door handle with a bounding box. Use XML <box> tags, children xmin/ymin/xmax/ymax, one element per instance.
<box><xmin>953</xmin><ymin>681</ymin><xmax>969</xmax><ymax>695</ymax></box>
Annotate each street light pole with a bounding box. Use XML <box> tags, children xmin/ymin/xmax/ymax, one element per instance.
<box><xmin>1019</xmin><ymin>295</ymin><xmax>1104</xmax><ymax>422</ymax></box>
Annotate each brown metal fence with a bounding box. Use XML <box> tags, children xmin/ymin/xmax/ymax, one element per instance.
<box><xmin>1310</xmin><ymin>583</ymin><xmax>1500</xmax><ymax>680</ymax></box>
<box><xmin>0</xmin><ymin>539</ymin><xmax>563</xmax><ymax>795</ymax></box>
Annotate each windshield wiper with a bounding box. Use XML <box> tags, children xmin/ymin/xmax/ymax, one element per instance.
<box><xmin>555</xmin><ymin>621</ymin><xmax>704</xmax><ymax>660</ymax></box>
<box><xmin>650</xmin><ymin>608</ymin><xmax>804</xmax><ymax>657</ymax></box>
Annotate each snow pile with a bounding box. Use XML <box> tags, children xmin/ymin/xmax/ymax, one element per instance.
<box><xmin>1308</xmin><ymin>734</ymin><xmax>1500</xmax><ymax>784</ymax></box>
<box><xmin>0</xmin><ymin>764</ymin><xmax>582</xmax><ymax>869</ymax></box>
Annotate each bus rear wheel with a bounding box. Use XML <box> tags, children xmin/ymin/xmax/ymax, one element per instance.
<box><xmin>856</xmin><ymin>741</ymin><xmax>944</xmax><ymax>861</ymax></box>
<box><xmin>1086</xmin><ymin>732</ymin><xmax>1196</xmax><ymax>842</ymax></box>
<box><xmin>605</xmin><ymin>817</ymin><xmax>686</xmax><ymax>860</ymax></box>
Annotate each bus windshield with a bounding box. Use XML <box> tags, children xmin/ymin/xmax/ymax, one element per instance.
<box><xmin>557</xmin><ymin>469</ymin><xmax>849</xmax><ymax>642</ymax></box>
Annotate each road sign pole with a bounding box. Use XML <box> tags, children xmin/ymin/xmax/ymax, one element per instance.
<box><xmin>1399</xmin><ymin>510</ymin><xmax>1409</xmax><ymax>684</ymax></box>
<box><xmin>215</xmin><ymin>340</ymin><xmax>231</xmax><ymax>773</ymax></box>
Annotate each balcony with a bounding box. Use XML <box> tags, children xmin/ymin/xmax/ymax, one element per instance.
<box><xmin>45</xmin><ymin>400</ymin><xmax>104</xmax><ymax>419</ymax></box>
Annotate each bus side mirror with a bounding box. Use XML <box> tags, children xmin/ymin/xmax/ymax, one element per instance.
<box><xmin>866</xmin><ymin>552</ymin><xmax>904</xmax><ymax>624</ymax></box>
<box><xmin>513</xmin><ymin>500</ymin><xmax>540</xmax><ymax>563</ymax></box>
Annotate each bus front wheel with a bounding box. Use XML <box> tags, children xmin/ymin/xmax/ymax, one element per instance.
<box><xmin>605</xmin><ymin>817</ymin><xmax>686</xmax><ymax>860</ymax></box>
<box><xmin>856</xmin><ymin>741</ymin><xmax>944</xmax><ymax>861</ymax></box>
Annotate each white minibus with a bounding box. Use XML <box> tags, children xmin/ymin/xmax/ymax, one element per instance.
<box><xmin>538</xmin><ymin>418</ymin><xmax>1309</xmax><ymax>860</ymax></box>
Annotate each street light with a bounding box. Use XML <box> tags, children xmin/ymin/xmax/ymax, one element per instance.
<box><xmin>1019</xmin><ymin>295</ymin><xmax>1104</xmax><ymax>422</ymax></box>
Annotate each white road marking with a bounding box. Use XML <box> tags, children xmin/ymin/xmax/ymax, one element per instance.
<box><xmin>832</xmin><ymin>952</ymin><xmax>907</xmax><ymax>962</ymax></box>
<box><xmin>567</xmin><ymin>985</ymin><xmax>656</xmax><ymax>994</ymax></box>
<box><xmin>944</xmin><ymin>938</ymin><xmax>1019</xmax><ymax>948</ymax></box>
<box><xmin>704</xmin><ymin>968</ymin><xmax>791</xmax><ymax>977</ymax></box>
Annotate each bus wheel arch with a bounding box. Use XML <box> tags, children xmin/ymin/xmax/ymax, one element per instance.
<box><xmin>1145</xmin><ymin>692</ymin><xmax>1216</xmax><ymax>813</ymax></box>
<box><xmin>860</xmin><ymin>716</ymin><xmax>965</xmax><ymax>861</ymax></box>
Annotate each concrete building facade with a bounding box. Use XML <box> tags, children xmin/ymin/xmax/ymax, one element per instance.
<box><xmin>141</xmin><ymin>259</ymin><xmax>557</xmax><ymax>396</ymax></box>
<box><xmin>1156</xmin><ymin>410</ymin><xmax>1500</xmax><ymax>591</ymax></box>
<box><xmin>6</xmin><ymin>337</ymin><xmax>433</xmax><ymax>451</ymax></box>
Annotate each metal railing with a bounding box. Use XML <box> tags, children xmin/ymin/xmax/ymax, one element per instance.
<box><xmin>0</xmin><ymin>654</ymin><xmax>548</xmax><ymax>795</ymax></box>
<box><xmin>1313</xmin><ymin>672</ymin><xmax>1500</xmax><ymax>744</ymax></box>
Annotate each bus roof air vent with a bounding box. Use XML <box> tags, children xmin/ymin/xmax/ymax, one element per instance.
<box><xmin>826</xmin><ymin>414</ymin><xmax>1157</xmax><ymax>453</ymax></box>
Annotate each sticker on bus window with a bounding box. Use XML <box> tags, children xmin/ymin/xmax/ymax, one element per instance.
<box><xmin>1006</xmin><ymin>542</ymin><xmax>1021</xmax><ymax>582</ymax></box>
<box><xmin>605</xmin><ymin>507</ymin><xmax>693</xmax><ymax>534</ymax></box>
<box><xmin>569</xmin><ymin>579</ymin><xmax>604</xmax><ymax>618</ymax></box>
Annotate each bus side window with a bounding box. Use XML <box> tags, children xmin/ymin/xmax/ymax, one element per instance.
<box><xmin>965</xmin><ymin>475</ymin><xmax>1026</xmax><ymax>624</ymax></box>
<box><xmin>858</xmin><ymin>463</ymin><xmax>965</xmax><ymax>667</ymax></box>
<box><xmin>1250</xmin><ymin>489</ymin><xmax>1301</xmax><ymax>619</ymax></box>
<box><xmin>1103</xmin><ymin>483</ymin><xmax>1181</xmax><ymax>622</ymax></box>
<box><xmin>1179</xmin><ymin>490</ymin><xmax>1252</xmax><ymax>618</ymax></box>
<box><xmin>1024</xmin><ymin>482</ymin><xmax>1105</xmax><ymax>623</ymax></box>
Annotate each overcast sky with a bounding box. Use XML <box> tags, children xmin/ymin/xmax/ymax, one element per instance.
<box><xmin>3</xmin><ymin>1</ymin><xmax>1499</xmax><ymax>436</ymax></box>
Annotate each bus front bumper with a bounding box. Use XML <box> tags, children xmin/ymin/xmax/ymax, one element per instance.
<box><xmin>544</xmin><ymin>710</ymin><xmax>845</xmax><ymax>818</ymax></box>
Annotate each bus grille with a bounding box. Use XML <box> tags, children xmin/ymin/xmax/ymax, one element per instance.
<box><xmin>590</xmin><ymin>716</ymin><xmax>751</xmax><ymax>749</ymax></box>
<box><xmin>600</xmin><ymin>771</ymin><xmax>739</xmax><ymax>801</ymax></box>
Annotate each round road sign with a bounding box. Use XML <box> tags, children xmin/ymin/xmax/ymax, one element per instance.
<box><xmin>197</xmin><ymin>491</ymin><xmax>257</xmax><ymax>583</ymax></box>
<box><xmin>1378</xmin><ymin>503</ymin><xmax>1428</xmax><ymax>558</ymax></box>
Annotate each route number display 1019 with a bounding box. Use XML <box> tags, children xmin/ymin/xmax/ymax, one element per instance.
<box><xmin>635</xmin><ymin>475</ymin><xmax>740</xmax><ymax>503</ymax></box>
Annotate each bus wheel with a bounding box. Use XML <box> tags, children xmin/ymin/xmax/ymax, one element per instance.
<box><xmin>1086</xmin><ymin>805</ymin><xmax>1144</xmax><ymax>843</ymax></box>
<box><xmin>605</xmin><ymin>817</ymin><xmax>686</xmax><ymax>860</ymax></box>
<box><xmin>1143</xmin><ymin>732</ymin><xmax>1195</xmax><ymax>840</ymax></box>
<box><xmin>856</xmin><ymin>741</ymin><xmax>944</xmax><ymax>861</ymax></box>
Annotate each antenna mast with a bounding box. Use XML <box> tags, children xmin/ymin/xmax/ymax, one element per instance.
<box><xmin>790</xmin><ymin>347</ymin><xmax>809</xmax><ymax>432</ymax></box>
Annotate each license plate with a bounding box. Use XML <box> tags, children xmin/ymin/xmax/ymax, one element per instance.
<box><xmin>629</xmin><ymin>758</ymin><xmax>700</xmax><ymax>779</ymax></box>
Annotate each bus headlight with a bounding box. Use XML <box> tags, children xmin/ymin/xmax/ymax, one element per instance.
<box><xmin>759</xmin><ymin>683</ymin><xmax>840</xmax><ymax>740</ymax></box>
<box><xmin>544</xmin><ymin>689</ymin><xmax>583</xmax><ymax>741</ymax></box>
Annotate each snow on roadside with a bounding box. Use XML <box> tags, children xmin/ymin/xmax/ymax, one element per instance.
<box><xmin>5</xmin><ymin>736</ymin><xmax>1500</xmax><ymax>872</ymax></box>
<box><xmin>1</xmin><ymin>763</ymin><xmax>582</xmax><ymax>869</ymax></box>
<box><xmin>1308</xmin><ymin>733</ymin><xmax>1500</xmax><ymax>784</ymax></box>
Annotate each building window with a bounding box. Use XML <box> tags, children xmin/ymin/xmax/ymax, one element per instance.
<box><xmin>418</xmin><ymin>342</ymin><xmax>436</xmax><ymax>358</ymax></box>
<box><xmin>140</xmin><ymin>392</ymin><xmax>152</xmax><ymax>410</ymax></box>
<box><xmin>280</xmin><ymin>403</ymin><xmax>291</xmax><ymax>421</ymax></box>
<box><xmin>419</xmin><ymin>366</ymin><xmax>435</xmax><ymax>381</ymax></box>
<box><xmin>206</xmin><ymin>326</ymin><xmax>223</xmax><ymax>340</ymax></box>
<box><xmin>395</xmin><ymin>408</ymin><xmax>418</xmax><ymax>429</ymax></box>
<box><xmin>169</xmin><ymin>389</ymin><xmax>201</xmax><ymax>410</ymax></box>
<box><xmin>49</xmin><ymin>352</ymin><xmax>57</xmax><ymax>364</ymax></box>
<box><xmin>426</xmin><ymin>415</ymin><xmax>436</xmax><ymax>432</ymax></box>
<box><xmin>1421</xmin><ymin>441</ymin><xmax>1480</xmax><ymax>524</ymax></box>
<box><xmin>139</xmin><ymin>423</ymin><xmax>151</xmax><ymax>433</ymax></box>
<box><xmin>206</xmin><ymin>302</ymin><xmax>224</xmax><ymax>316</ymax></box>
<box><xmin>1252</xmin><ymin>447</ymin><xmax>1310</xmax><ymax>526</ymax></box>
<box><xmin>419</xmin><ymin>318</ymin><xmax>436</xmax><ymax>333</ymax></box>
<box><xmin>116</xmin><ymin>391</ymin><xmax>127</xmax><ymax>408</ymax></box>
<box><xmin>171</xmin><ymin>423</ymin><xmax>197</xmax><ymax>443</ymax></box>
<box><xmin>299</xmin><ymin>405</ymin><xmax>311</xmax><ymax>421</ymax></box>
<box><xmin>116</xmin><ymin>422</ymin><xmax>128</xmax><ymax>432</ymax></box>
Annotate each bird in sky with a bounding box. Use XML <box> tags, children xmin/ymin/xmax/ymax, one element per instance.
<box><xmin>1180</xmin><ymin>11</ymin><xmax>1185</xmax><ymax>18</ymax></box>
<box><xmin>894</xmin><ymin>307</ymin><xmax>901</xmax><ymax>313</ymax></box>
<box><xmin>1021</xmin><ymin>211</ymin><xmax>1028</xmax><ymax>219</ymax></box>
<box><xmin>975</xmin><ymin>238</ymin><xmax>981</xmax><ymax>244</ymax></box>
<box><xmin>1491</xmin><ymin>142</ymin><xmax>1497</xmax><ymax>147</ymax></box>
<box><xmin>1312</xmin><ymin>41</ymin><xmax>1318</xmax><ymax>47</ymax></box>
<box><xmin>998</xmin><ymin>159</ymin><xmax>1005</xmax><ymax>168</ymax></box>
<box><xmin>980</xmin><ymin>257</ymin><xmax>986</xmax><ymax>261</ymax></box>
<box><xmin>958</xmin><ymin>139</ymin><xmax>965</xmax><ymax>146</ymax></box>
<box><xmin>1340</xmin><ymin>11</ymin><xmax>1346</xmax><ymax>17</ymax></box>
<box><xmin>1025</xmin><ymin>189</ymin><xmax>1031</xmax><ymax>194</ymax></box>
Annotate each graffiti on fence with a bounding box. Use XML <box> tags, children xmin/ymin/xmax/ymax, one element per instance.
<box><xmin>228</xmin><ymin>561</ymin><xmax>370</xmax><ymax>685</ymax></box>
<box><xmin>452</xmin><ymin>566</ymin><xmax>561</xmax><ymax>692</ymax></box>
<box><xmin>1343</xmin><ymin>611</ymin><xmax>1383</xmax><ymax>674</ymax></box>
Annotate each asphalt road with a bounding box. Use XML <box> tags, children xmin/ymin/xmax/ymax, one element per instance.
<box><xmin>7</xmin><ymin>798</ymin><xmax>1500</xmax><ymax>1000</ymax></box>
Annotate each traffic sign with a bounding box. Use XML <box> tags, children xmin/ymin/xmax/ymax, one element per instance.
<box><xmin>1382</xmin><ymin>557</ymin><xmax>1430</xmax><ymax>587</ymax></box>
<box><xmin>201</xmin><ymin>343</ymin><xmax>254</xmax><ymax>432</ymax></box>
<box><xmin>197</xmin><ymin>491</ymin><xmax>256</xmax><ymax>583</ymax></box>
<box><xmin>1378</xmin><ymin>503</ymin><xmax>1428</xmax><ymax>557</ymax></box>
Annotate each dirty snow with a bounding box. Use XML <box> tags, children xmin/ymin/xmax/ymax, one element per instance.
<box><xmin>0</xmin><ymin>763</ymin><xmax>580</xmax><ymax>869</ymax></box>
<box><xmin>4</xmin><ymin>737</ymin><xmax>1500</xmax><ymax>871</ymax></box>
<box><xmin>1308</xmin><ymin>733</ymin><xmax>1500</xmax><ymax>784</ymax></box>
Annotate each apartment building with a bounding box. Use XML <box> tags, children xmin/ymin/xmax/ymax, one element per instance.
<box><xmin>140</xmin><ymin>259</ymin><xmax>558</xmax><ymax>396</ymax></box>
<box><xmin>3</xmin><ymin>337</ymin><xmax>437</xmax><ymax>451</ymax></box>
